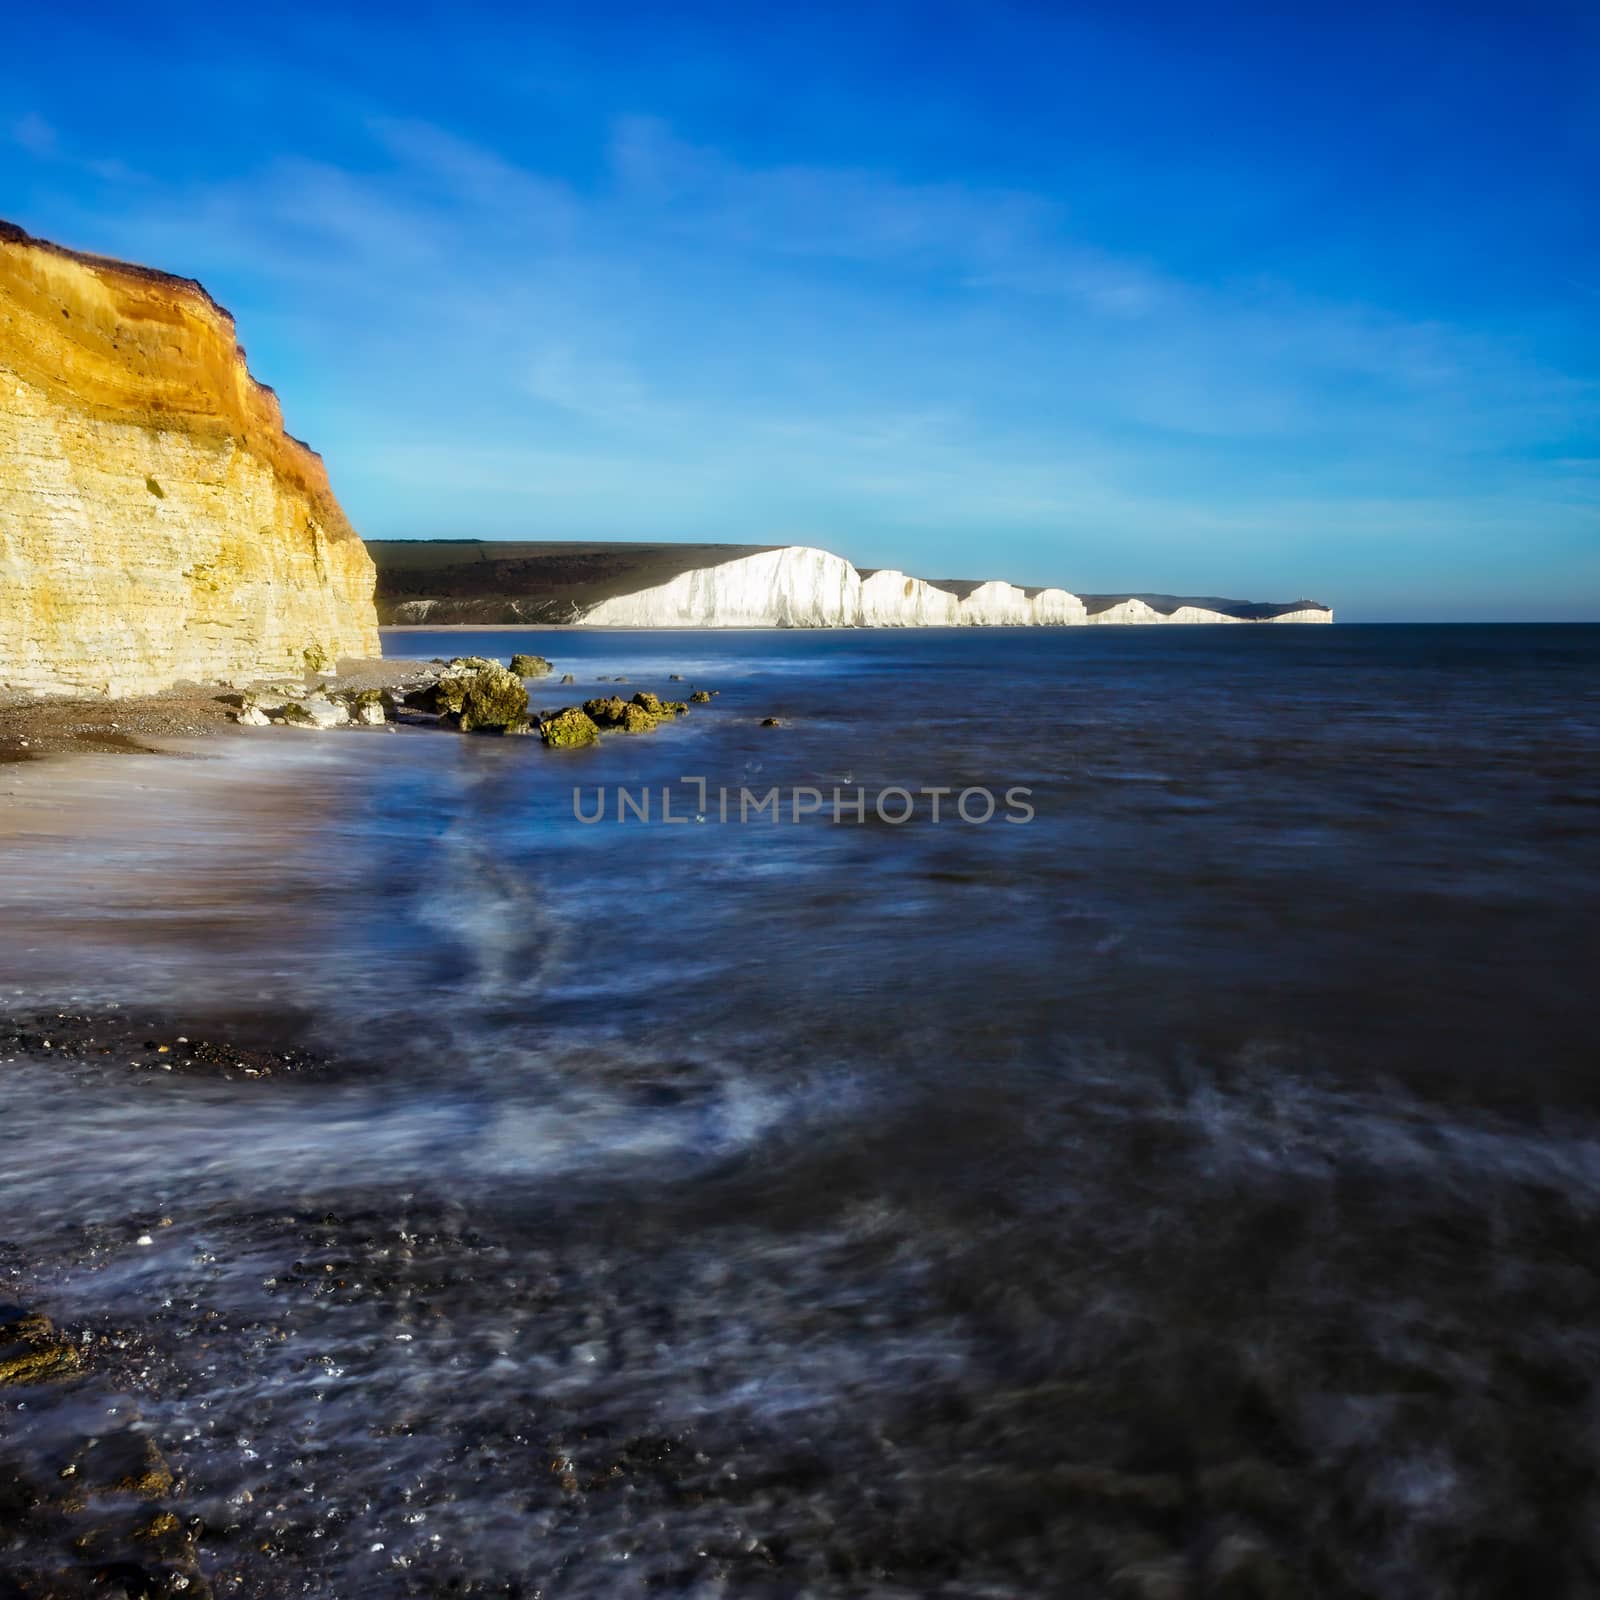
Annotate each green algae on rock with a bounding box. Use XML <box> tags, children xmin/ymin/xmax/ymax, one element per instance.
<box><xmin>509</xmin><ymin>653</ymin><xmax>553</xmax><ymax>678</ymax></box>
<box><xmin>458</xmin><ymin>664</ymin><xmax>530</xmax><ymax>733</ymax></box>
<box><xmin>344</xmin><ymin>688</ymin><xmax>387</xmax><ymax>725</ymax></box>
<box><xmin>403</xmin><ymin>659</ymin><xmax>528</xmax><ymax>731</ymax></box>
<box><xmin>583</xmin><ymin>695</ymin><xmax>632</xmax><ymax>728</ymax></box>
<box><xmin>632</xmin><ymin>691</ymin><xmax>688</xmax><ymax>718</ymax></box>
<box><xmin>689</xmin><ymin>689</ymin><xmax>712</xmax><ymax>703</ymax></box>
<box><xmin>406</xmin><ymin>660</ymin><xmax>485</xmax><ymax>715</ymax></box>
<box><xmin>538</xmin><ymin>706</ymin><xmax>601</xmax><ymax>747</ymax></box>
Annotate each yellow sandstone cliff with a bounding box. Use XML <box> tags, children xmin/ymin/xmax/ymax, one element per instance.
<box><xmin>0</xmin><ymin>220</ymin><xmax>379</xmax><ymax>696</ymax></box>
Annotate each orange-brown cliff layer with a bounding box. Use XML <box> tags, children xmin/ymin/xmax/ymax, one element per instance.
<box><xmin>0</xmin><ymin>221</ymin><xmax>378</xmax><ymax>696</ymax></box>
<box><xmin>0</xmin><ymin>219</ymin><xmax>354</xmax><ymax>546</ymax></box>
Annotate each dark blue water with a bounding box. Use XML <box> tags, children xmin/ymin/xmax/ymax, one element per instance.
<box><xmin>3</xmin><ymin>624</ymin><xmax>1599</xmax><ymax>1597</ymax></box>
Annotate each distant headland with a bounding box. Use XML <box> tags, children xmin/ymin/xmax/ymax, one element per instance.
<box><xmin>370</xmin><ymin>540</ymin><xmax>1334</xmax><ymax>629</ymax></box>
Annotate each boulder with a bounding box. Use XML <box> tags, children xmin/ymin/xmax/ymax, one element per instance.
<box><xmin>406</xmin><ymin>656</ymin><xmax>499</xmax><ymax>713</ymax></box>
<box><xmin>234</xmin><ymin>704</ymin><xmax>272</xmax><ymax>727</ymax></box>
<box><xmin>281</xmin><ymin>695</ymin><xmax>351</xmax><ymax>729</ymax></box>
<box><xmin>457</xmin><ymin>665</ymin><xmax>530</xmax><ymax>733</ymax></box>
<box><xmin>632</xmin><ymin>691</ymin><xmax>688</xmax><ymax>718</ymax></box>
<box><xmin>583</xmin><ymin>695</ymin><xmax>632</xmax><ymax>728</ymax></box>
<box><xmin>347</xmin><ymin>689</ymin><xmax>387</xmax><ymax>725</ymax></box>
<box><xmin>509</xmin><ymin>653</ymin><xmax>553</xmax><ymax>678</ymax></box>
<box><xmin>761</xmin><ymin>716</ymin><xmax>782</xmax><ymax>727</ymax></box>
<box><xmin>560</xmin><ymin>673</ymin><xmax>576</xmax><ymax>684</ymax></box>
<box><xmin>689</xmin><ymin>690</ymin><xmax>712</xmax><ymax>703</ymax></box>
<box><xmin>538</xmin><ymin>707</ymin><xmax>601</xmax><ymax>747</ymax></box>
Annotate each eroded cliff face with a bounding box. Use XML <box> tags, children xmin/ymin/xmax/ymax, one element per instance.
<box><xmin>0</xmin><ymin>221</ymin><xmax>379</xmax><ymax>696</ymax></box>
<box><xmin>858</xmin><ymin>570</ymin><xmax>961</xmax><ymax>626</ymax></box>
<box><xmin>581</xmin><ymin>545</ymin><xmax>866</xmax><ymax>628</ymax></box>
<box><xmin>580</xmin><ymin>551</ymin><xmax>1108</xmax><ymax>628</ymax></box>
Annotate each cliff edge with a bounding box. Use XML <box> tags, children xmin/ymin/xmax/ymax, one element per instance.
<box><xmin>0</xmin><ymin>221</ymin><xmax>379</xmax><ymax>696</ymax></box>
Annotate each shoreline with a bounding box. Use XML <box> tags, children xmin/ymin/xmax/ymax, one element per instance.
<box><xmin>0</xmin><ymin>656</ymin><xmax>431</xmax><ymax>763</ymax></box>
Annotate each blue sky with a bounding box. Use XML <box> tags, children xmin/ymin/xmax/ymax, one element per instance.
<box><xmin>4</xmin><ymin>1</ymin><xmax>1596</xmax><ymax>619</ymax></box>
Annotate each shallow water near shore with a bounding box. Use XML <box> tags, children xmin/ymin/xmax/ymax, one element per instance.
<box><xmin>4</xmin><ymin>624</ymin><xmax>1600</xmax><ymax>1597</ymax></box>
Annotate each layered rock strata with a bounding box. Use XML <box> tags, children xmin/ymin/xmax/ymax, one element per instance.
<box><xmin>1</xmin><ymin>220</ymin><xmax>379</xmax><ymax>696</ymax></box>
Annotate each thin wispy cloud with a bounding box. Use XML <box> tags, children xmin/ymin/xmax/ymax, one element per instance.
<box><xmin>11</xmin><ymin>112</ymin><xmax>57</xmax><ymax>158</ymax></box>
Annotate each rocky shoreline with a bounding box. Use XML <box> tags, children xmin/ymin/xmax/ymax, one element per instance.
<box><xmin>0</xmin><ymin>653</ymin><xmax>735</xmax><ymax>765</ymax></box>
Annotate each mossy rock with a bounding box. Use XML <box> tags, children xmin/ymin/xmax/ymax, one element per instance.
<box><xmin>434</xmin><ymin>676</ymin><xmax>473</xmax><ymax>716</ymax></box>
<box><xmin>346</xmin><ymin>689</ymin><xmax>387</xmax><ymax>725</ymax></box>
<box><xmin>509</xmin><ymin>653</ymin><xmax>553</xmax><ymax>678</ymax></box>
<box><xmin>618</xmin><ymin>703</ymin><xmax>658</xmax><ymax>733</ymax></box>
<box><xmin>538</xmin><ymin>707</ymin><xmax>601</xmax><ymax>747</ymax></box>
<box><xmin>583</xmin><ymin>695</ymin><xmax>631</xmax><ymax>727</ymax></box>
<box><xmin>458</xmin><ymin>665</ymin><xmax>531</xmax><ymax>733</ymax></box>
<box><xmin>689</xmin><ymin>689</ymin><xmax>712</xmax><ymax>703</ymax></box>
<box><xmin>632</xmin><ymin>692</ymin><xmax>688</xmax><ymax>718</ymax></box>
<box><xmin>412</xmin><ymin>659</ymin><xmax>503</xmax><ymax>717</ymax></box>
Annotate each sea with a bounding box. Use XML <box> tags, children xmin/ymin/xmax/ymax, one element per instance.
<box><xmin>2</xmin><ymin>623</ymin><xmax>1599</xmax><ymax>1597</ymax></box>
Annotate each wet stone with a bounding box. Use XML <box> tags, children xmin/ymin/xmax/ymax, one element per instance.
<box><xmin>0</xmin><ymin>1308</ymin><xmax>82</xmax><ymax>1387</ymax></box>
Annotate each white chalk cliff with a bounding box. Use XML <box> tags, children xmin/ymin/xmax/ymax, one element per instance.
<box><xmin>580</xmin><ymin>545</ymin><xmax>865</xmax><ymax>628</ymax></box>
<box><xmin>560</xmin><ymin>546</ymin><xmax>1331</xmax><ymax>628</ymax></box>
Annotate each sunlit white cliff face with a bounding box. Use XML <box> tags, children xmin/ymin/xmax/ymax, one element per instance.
<box><xmin>952</xmin><ymin>581</ymin><xmax>1029</xmax><ymax>626</ymax></box>
<box><xmin>371</xmin><ymin>540</ymin><xmax>1332</xmax><ymax>628</ymax></box>
<box><xmin>1029</xmin><ymin>588</ymin><xmax>1090</xmax><ymax>625</ymax></box>
<box><xmin>573</xmin><ymin>547</ymin><xmax>1332</xmax><ymax>627</ymax></box>
<box><xmin>580</xmin><ymin>553</ymin><xmax>1092</xmax><ymax>628</ymax></box>
<box><xmin>858</xmin><ymin>570</ymin><xmax>962</xmax><ymax>626</ymax></box>
<box><xmin>1163</xmin><ymin>606</ymin><xmax>1246</xmax><ymax>624</ymax></box>
<box><xmin>581</xmin><ymin>546</ymin><xmax>863</xmax><ymax>627</ymax></box>
<box><xmin>1084</xmin><ymin>598</ymin><xmax>1169</xmax><ymax>625</ymax></box>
